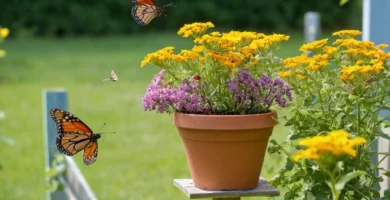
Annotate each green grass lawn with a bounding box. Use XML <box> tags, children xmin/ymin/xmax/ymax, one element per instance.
<box><xmin>0</xmin><ymin>31</ymin><xmax>305</xmax><ymax>200</ymax></box>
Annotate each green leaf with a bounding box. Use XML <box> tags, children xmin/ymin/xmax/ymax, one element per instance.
<box><xmin>335</xmin><ymin>171</ymin><xmax>366</xmax><ymax>191</ymax></box>
<box><xmin>383</xmin><ymin>188</ymin><xmax>390</xmax><ymax>199</ymax></box>
<box><xmin>285</xmin><ymin>159</ymin><xmax>295</xmax><ymax>171</ymax></box>
<box><xmin>374</xmin><ymin>132</ymin><xmax>390</xmax><ymax>140</ymax></box>
<box><xmin>299</xmin><ymin>109</ymin><xmax>309</xmax><ymax>116</ymax></box>
<box><xmin>269</xmin><ymin>139</ymin><xmax>278</xmax><ymax>145</ymax></box>
<box><xmin>383</xmin><ymin>171</ymin><xmax>390</xmax><ymax>177</ymax></box>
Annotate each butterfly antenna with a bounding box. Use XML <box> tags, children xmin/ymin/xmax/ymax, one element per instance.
<box><xmin>163</xmin><ymin>2</ymin><xmax>176</xmax><ymax>7</ymax></box>
<box><xmin>97</xmin><ymin>123</ymin><xmax>106</xmax><ymax>132</ymax></box>
<box><xmin>103</xmin><ymin>131</ymin><xmax>116</xmax><ymax>134</ymax></box>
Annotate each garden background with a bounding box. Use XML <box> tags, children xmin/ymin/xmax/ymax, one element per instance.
<box><xmin>0</xmin><ymin>0</ymin><xmax>362</xmax><ymax>199</ymax></box>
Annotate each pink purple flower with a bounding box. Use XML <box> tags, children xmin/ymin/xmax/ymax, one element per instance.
<box><xmin>143</xmin><ymin>68</ymin><xmax>292</xmax><ymax>114</ymax></box>
<box><xmin>228</xmin><ymin>69</ymin><xmax>292</xmax><ymax>113</ymax></box>
<box><xmin>142</xmin><ymin>70</ymin><xmax>210</xmax><ymax>114</ymax></box>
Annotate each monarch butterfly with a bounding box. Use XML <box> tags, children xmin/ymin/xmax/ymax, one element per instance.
<box><xmin>131</xmin><ymin>0</ymin><xmax>174</xmax><ymax>25</ymax></box>
<box><xmin>103</xmin><ymin>69</ymin><xmax>118</xmax><ymax>82</ymax></box>
<box><xmin>50</xmin><ymin>108</ymin><xmax>101</xmax><ymax>165</ymax></box>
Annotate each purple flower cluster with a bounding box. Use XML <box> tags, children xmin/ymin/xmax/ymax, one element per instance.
<box><xmin>175</xmin><ymin>79</ymin><xmax>211</xmax><ymax>113</ymax></box>
<box><xmin>142</xmin><ymin>69</ymin><xmax>174</xmax><ymax>113</ymax></box>
<box><xmin>142</xmin><ymin>70</ymin><xmax>210</xmax><ymax>114</ymax></box>
<box><xmin>228</xmin><ymin>69</ymin><xmax>292</xmax><ymax>113</ymax></box>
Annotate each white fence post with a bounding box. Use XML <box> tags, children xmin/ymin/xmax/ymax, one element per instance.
<box><xmin>43</xmin><ymin>89</ymin><xmax>68</xmax><ymax>200</ymax></box>
<box><xmin>304</xmin><ymin>12</ymin><xmax>321</xmax><ymax>43</ymax></box>
<box><xmin>43</xmin><ymin>89</ymin><xmax>98</xmax><ymax>200</ymax></box>
<box><xmin>362</xmin><ymin>0</ymin><xmax>390</xmax><ymax>195</ymax></box>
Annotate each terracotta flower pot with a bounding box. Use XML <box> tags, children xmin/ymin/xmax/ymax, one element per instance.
<box><xmin>173</xmin><ymin>111</ymin><xmax>278</xmax><ymax>191</ymax></box>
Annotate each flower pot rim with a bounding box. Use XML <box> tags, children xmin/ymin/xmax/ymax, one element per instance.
<box><xmin>174</xmin><ymin>110</ymin><xmax>276</xmax><ymax>117</ymax></box>
<box><xmin>173</xmin><ymin>110</ymin><xmax>278</xmax><ymax>130</ymax></box>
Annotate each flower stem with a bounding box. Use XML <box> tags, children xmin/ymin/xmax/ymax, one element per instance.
<box><xmin>355</xmin><ymin>100</ymin><xmax>361</xmax><ymax>170</ymax></box>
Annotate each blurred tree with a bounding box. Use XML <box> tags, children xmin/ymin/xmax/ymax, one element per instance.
<box><xmin>0</xmin><ymin>0</ymin><xmax>361</xmax><ymax>38</ymax></box>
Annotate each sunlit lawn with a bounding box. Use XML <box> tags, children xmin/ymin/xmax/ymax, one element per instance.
<box><xmin>0</xmin><ymin>31</ymin><xmax>306</xmax><ymax>200</ymax></box>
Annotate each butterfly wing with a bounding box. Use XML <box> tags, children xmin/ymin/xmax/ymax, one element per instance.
<box><xmin>51</xmin><ymin>109</ymin><xmax>99</xmax><ymax>164</ymax></box>
<box><xmin>103</xmin><ymin>70</ymin><xmax>118</xmax><ymax>81</ymax></box>
<box><xmin>83</xmin><ymin>141</ymin><xmax>98</xmax><ymax>165</ymax></box>
<box><xmin>110</xmin><ymin>69</ymin><xmax>118</xmax><ymax>81</ymax></box>
<box><xmin>131</xmin><ymin>4</ymin><xmax>162</xmax><ymax>25</ymax></box>
<box><xmin>50</xmin><ymin>109</ymin><xmax>94</xmax><ymax>135</ymax></box>
<box><xmin>133</xmin><ymin>0</ymin><xmax>157</xmax><ymax>6</ymax></box>
<box><xmin>56</xmin><ymin>132</ymin><xmax>93</xmax><ymax>156</ymax></box>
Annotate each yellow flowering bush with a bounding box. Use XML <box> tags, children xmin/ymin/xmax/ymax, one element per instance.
<box><xmin>141</xmin><ymin>22</ymin><xmax>292</xmax><ymax>114</ymax></box>
<box><xmin>292</xmin><ymin>130</ymin><xmax>366</xmax><ymax>200</ymax></box>
<box><xmin>0</xmin><ymin>27</ymin><xmax>9</xmax><ymax>58</ymax></box>
<box><xmin>269</xmin><ymin>30</ymin><xmax>390</xmax><ymax>199</ymax></box>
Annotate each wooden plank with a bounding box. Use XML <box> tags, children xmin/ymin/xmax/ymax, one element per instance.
<box><xmin>212</xmin><ymin>198</ymin><xmax>240</xmax><ymax>200</ymax></box>
<box><xmin>64</xmin><ymin>157</ymin><xmax>98</xmax><ymax>200</ymax></box>
<box><xmin>173</xmin><ymin>178</ymin><xmax>279</xmax><ymax>199</ymax></box>
<box><xmin>362</xmin><ymin>0</ymin><xmax>390</xmax><ymax>195</ymax></box>
<box><xmin>43</xmin><ymin>89</ymin><xmax>68</xmax><ymax>200</ymax></box>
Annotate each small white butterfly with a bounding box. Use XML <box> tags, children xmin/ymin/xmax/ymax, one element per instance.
<box><xmin>103</xmin><ymin>70</ymin><xmax>118</xmax><ymax>82</ymax></box>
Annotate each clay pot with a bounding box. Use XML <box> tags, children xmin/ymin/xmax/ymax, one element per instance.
<box><xmin>173</xmin><ymin>111</ymin><xmax>278</xmax><ymax>191</ymax></box>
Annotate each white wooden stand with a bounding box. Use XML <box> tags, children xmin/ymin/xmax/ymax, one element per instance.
<box><xmin>173</xmin><ymin>178</ymin><xmax>279</xmax><ymax>200</ymax></box>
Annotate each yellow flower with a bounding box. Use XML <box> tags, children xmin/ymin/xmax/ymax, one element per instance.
<box><xmin>292</xmin><ymin>148</ymin><xmax>319</xmax><ymax>162</ymax></box>
<box><xmin>359</xmin><ymin>65</ymin><xmax>374</xmax><ymax>74</ymax></box>
<box><xmin>140</xmin><ymin>46</ymin><xmax>175</xmax><ymax>67</ymax></box>
<box><xmin>340</xmin><ymin>73</ymin><xmax>355</xmax><ymax>80</ymax></box>
<box><xmin>279</xmin><ymin>71</ymin><xmax>293</xmax><ymax>78</ymax></box>
<box><xmin>0</xmin><ymin>28</ymin><xmax>9</xmax><ymax>38</ymax></box>
<box><xmin>240</xmin><ymin>46</ymin><xmax>255</xmax><ymax>58</ymax></box>
<box><xmin>178</xmin><ymin>22</ymin><xmax>214</xmax><ymax>38</ymax></box>
<box><xmin>293</xmin><ymin>130</ymin><xmax>366</xmax><ymax>162</ymax></box>
<box><xmin>344</xmin><ymin>48</ymin><xmax>359</xmax><ymax>55</ymax></box>
<box><xmin>302</xmin><ymin>54</ymin><xmax>330</xmax><ymax>71</ymax></box>
<box><xmin>196</xmin><ymin>34</ymin><xmax>237</xmax><ymax>52</ymax></box>
<box><xmin>332</xmin><ymin>30</ymin><xmax>362</xmax><ymax>38</ymax></box>
<box><xmin>210</xmin><ymin>31</ymin><xmax>221</xmax><ymax>37</ymax></box>
<box><xmin>256</xmin><ymin>33</ymin><xmax>266</xmax><ymax>38</ymax></box>
<box><xmin>174</xmin><ymin>49</ymin><xmax>199</xmax><ymax>61</ymax></box>
<box><xmin>267</xmin><ymin>34</ymin><xmax>290</xmax><ymax>43</ymax></box>
<box><xmin>323</xmin><ymin>46</ymin><xmax>337</xmax><ymax>56</ymax></box>
<box><xmin>378</xmin><ymin>44</ymin><xmax>389</xmax><ymax>49</ymax></box>
<box><xmin>282</xmin><ymin>54</ymin><xmax>311</xmax><ymax>68</ymax></box>
<box><xmin>209</xmin><ymin>51</ymin><xmax>243</xmax><ymax>69</ymax></box>
<box><xmin>356</xmin><ymin>60</ymin><xmax>364</xmax><ymax>65</ymax></box>
<box><xmin>0</xmin><ymin>49</ymin><xmax>5</xmax><ymax>57</ymax></box>
<box><xmin>191</xmin><ymin>45</ymin><xmax>204</xmax><ymax>53</ymax></box>
<box><xmin>249</xmin><ymin>34</ymin><xmax>289</xmax><ymax>54</ymax></box>
<box><xmin>299</xmin><ymin>39</ymin><xmax>328</xmax><ymax>52</ymax></box>
<box><xmin>333</xmin><ymin>38</ymin><xmax>365</xmax><ymax>48</ymax></box>
<box><xmin>222</xmin><ymin>31</ymin><xmax>259</xmax><ymax>47</ymax></box>
<box><xmin>249</xmin><ymin>39</ymin><xmax>270</xmax><ymax>50</ymax></box>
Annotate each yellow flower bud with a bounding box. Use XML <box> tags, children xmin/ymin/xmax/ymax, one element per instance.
<box><xmin>0</xmin><ymin>28</ymin><xmax>9</xmax><ymax>38</ymax></box>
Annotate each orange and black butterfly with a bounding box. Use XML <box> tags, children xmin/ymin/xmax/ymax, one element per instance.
<box><xmin>50</xmin><ymin>109</ymin><xmax>101</xmax><ymax>165</ymax></box>
<box><xmin>131</xmin><ymin>0</ymin><xmax>174</xmax><ymax>25</ymax></box>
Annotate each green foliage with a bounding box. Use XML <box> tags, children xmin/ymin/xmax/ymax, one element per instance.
<box><xmin>0</xmin><ymin>0</ymin><xmax>361</xmax><ymax>37</ymax></box>
<box><xmin>269</xmin><ymin>32</ymin><xmax>390</xmax><ymax>199</ymax></box>
<box><xmin>46</xmin><ymin>155</ymin><xmax>66</xmax><ymax>192</ymax></box>
<box><xmin>339</xmin><ymin>0</ymin><xmax>350</xmax><ymax>6</ymax></box>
